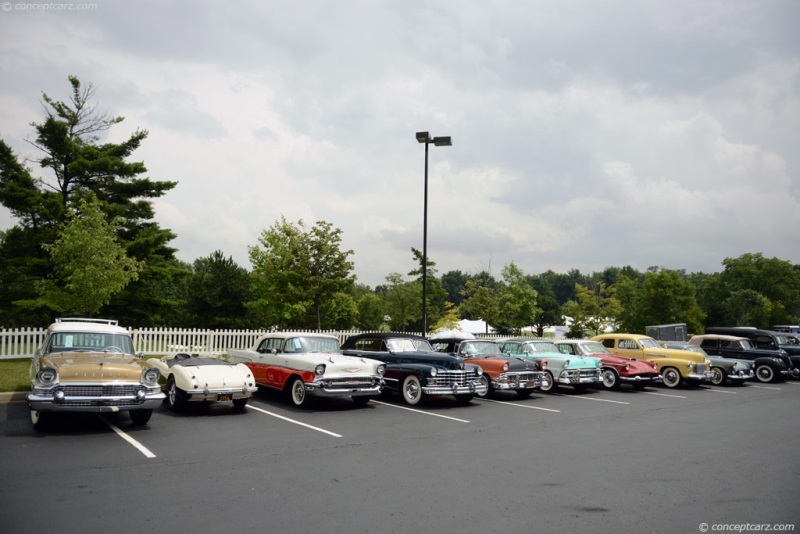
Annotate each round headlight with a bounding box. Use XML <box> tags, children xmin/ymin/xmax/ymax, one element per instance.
<box><xmin>687</xmin><ymin>362</ymin><xmax>694</xmax><ymax>371</ymax></box>
<box><xmin>429</xmin><ymin>368</ymin><xmax>437</xmax><ymax>377</ymax></box>
<box><xmin>540</xmin><ymin>359</ymin><xmax>548</xmax><ymax>371</ymax></box>
<box><xmin>376</xmin><ymin>364</ymin><xmax>386</xmax><ymax>376</ymax></box>
<box><xmin>315</xmin><ymin>364</ymin><xmax>326</xmax><ymax>376</ymax></box>
<box><xmin>142</xmin><ymin>368</ymin><xmax>160</xmax><ymax>386</ymax></box>
<box><xmin>503</xmin><ymin>363</ymin><xmax>509</xmax><ymax>372</ymax></box>
<box><xmin>625</xmin><ymin>364</ymin><xmax>630</xmax><ymax>371</ymax></box>
<box><xmin>37</xmin><ymin>367</ymin><xmax>58</xmax><ymax>385</ymax></box>
<box><xmin>563</xmin><ymin>359</ymin><xmax>570</xmax><ymax>369</ymax></box>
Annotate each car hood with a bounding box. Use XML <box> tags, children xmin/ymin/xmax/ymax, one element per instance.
<box><xmin>39</xmin><ymin>352</ymin><xmax>149</xmax><ymax>382</ymax></box>
<box><xmin>528</xmin><ymin>352</ymin><xmax>601</xmax><ymax>369</ymax></box>
<box><xmin>282</xmin><ymin>352</ymin><xmax>384</xmax><ymax>376</ymax></box>
<box><xmin>642</xmin><ymin>347</ymin><xmax>706</xmax><ymax>363</ymax></box>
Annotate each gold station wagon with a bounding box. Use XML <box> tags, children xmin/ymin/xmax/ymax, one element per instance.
<box><xmin>27</xmin><ymin>318</ymin><xmax>165</xmax><ymax>429</ymax></box>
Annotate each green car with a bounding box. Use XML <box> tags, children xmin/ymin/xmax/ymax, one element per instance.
<box><xmin>497</xmin><ymin>338</ymin><xmax>602</xmax><ymax>392</ymax></box>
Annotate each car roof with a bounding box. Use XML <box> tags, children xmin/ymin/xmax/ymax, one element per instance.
<box><xmin>260</xmin><ymin>332</ymin><xmax>338</xmax><ymax>341</ymax></box>
<box><xmin>691</xmin><ymin>334</ymin><xmax>748</xmax><ymax>341</ymax></box>
<box><xmin>48</xmin><ymin>318</ymin><xmax>128</xmax><ymax>335</ymax></box>
<box><xmin>345</xmin><ymin>332</ymin><xmax>427</xmax><ymax>341</ymax></box>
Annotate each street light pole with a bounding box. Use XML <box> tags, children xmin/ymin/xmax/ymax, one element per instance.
<box><xmin>415</xmin><ymin>131</ymin><xmax>452</xmax><ymax>336</ymax></box>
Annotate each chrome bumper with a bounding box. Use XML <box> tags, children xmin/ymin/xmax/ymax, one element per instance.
<box><xmin>556</xmin><ymin>369</ymin><xmax>601</xmax><ymax>385</ymax></box>
<box><xmin>185</xmin><ymin>386</ymin><xmax>258</xmax><ymax>401</ymax></box>
<box><xmin>305</xmin><ymin>378</ymin><xmax>384</xmax><ymax>398</ymax></box>
<box><xmin>685</xmin><ymin>373</ymin><xmax>713</xmax><ymax>382</ymax></box>
<box><xmin>422</xmin><ymin>381</ymin><xmax>488</xmax><ymax>397</ymax></box>
<box><xmin>728</xmin><ymin>370</ymin><xmax>755</xmax><ymax>381</ymax></box>
<box><xmin>620</xmin><ymin>374</ymin><xmax>662</xmax><ymax>383</ymax></box>
<box><xmin>28</xmin><ymin>392</ymin><xmax>165</xmax><ymax>412</ymax></box>
<box><xmin>493</xmin><ymin>372</ymin><xmax>544</xmax><ymax>390</ymax></box>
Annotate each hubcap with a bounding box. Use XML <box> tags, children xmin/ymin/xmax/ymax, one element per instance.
<box><xmin>405</xmin><ymin>381</ymin><xmax>419</xmax><ymax>400</ymax></box>
<box><xmin>294</xmin><ymin>382</ymin><xmax>305</xmax><ymax>403</ymax></box>
<box><xmin>602</xmin><ymin>370</ymin><xmax>615</xmax><ymax>387</ymax></box>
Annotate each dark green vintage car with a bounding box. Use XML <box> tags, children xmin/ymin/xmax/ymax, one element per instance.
<box><xmin>662</xmin><ymin>342</ymin><xmax>754</xmax><ymax>386</ymax></box>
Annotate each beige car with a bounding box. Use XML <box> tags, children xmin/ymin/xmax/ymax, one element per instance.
<box><xmin>590</xmin><ymin>333</ymin><xmax>713</xmax><ymax>388</ymax></box>
<box><xmin>27</xmin><ymin>318</ymin><xmax>165</xmax><ymax>429</ymax></box>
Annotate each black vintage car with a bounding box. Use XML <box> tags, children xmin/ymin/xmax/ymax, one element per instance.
<box><xmin>340</xmin><ymin>333</ymin><xmax>486</xmax><ymax>405</ymax></box>
<box><xmin>704</xmin><ymin>327</ymin><xmax>800</xmax><ymax>379</ymax></box>
<box><xmin>688</xmin><ymin>334</ymin><xmax>791</xmax><ymax>383</ymax></box>
<box><xmin>429</xmin><ymin>337</ymin><xmax>544</xmax><ymax>397</ymax></box>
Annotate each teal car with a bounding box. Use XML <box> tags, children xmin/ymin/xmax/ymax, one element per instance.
<box><xmin>497</xmin><ymin>338</ymin><xmax>602</xmax><ymax>392</ymax></box>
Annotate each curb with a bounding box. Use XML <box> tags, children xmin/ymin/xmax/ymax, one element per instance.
<box><xmin>0</xmin><ymin>391</ymin><xmax>27</xmax><ymax>403</ymax></box>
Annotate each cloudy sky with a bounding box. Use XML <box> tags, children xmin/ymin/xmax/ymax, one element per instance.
<box><xmin>1</xmin><ymin>0</ymin><xmax>798</xmax><ymax>287</ymax></box>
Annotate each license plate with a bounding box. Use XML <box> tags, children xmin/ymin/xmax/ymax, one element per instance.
<box><xmin>217</xmin><ymin>393</ymin><xmax>232</xmax><ymax>401</ymax></box>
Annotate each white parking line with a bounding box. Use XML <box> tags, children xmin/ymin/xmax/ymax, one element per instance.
<box><xmin>247</xmin><ymin>405</ymin><xmax>343</xmax><ymax>437</ymax></box>
<box><xmin>550</xmin><ymin>393</ymin><xmax>629</xmax><ymax>405</ymax></box>
<box><xmin>642</xmin><ymin>391</ymin><xmax>687</xmax><ymax>399</ymax></box>
<box><xmin>478</xmin><ymin>398</ymin><xmax>560</xmax><ymax>413</ymax></box>
<box><xmin>101</xmin><ymin>418</ymin><xmax>157</xmax><ymax>459</ymax></box>
<box><xmin>750</xmin><ymin>385</ymin><xmax>781</xmax><ymax>391</ymax></box>
<box><xmin>370</xmin><ymin>400</ymin><xmax>471</xmax><ymax>422</ymax></box>
<box><xmin>704</xmin><ymin>388</ymin><xmax>737</xmax><ymax>394</ymax></box>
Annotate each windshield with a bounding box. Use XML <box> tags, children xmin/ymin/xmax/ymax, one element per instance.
<box><xmin>47</xmin><ymin>332</ymin><xmax>135</xmax><ymax>355</ymax></box>
<box><xmin>285</xmin><ymin>336</ymin><xmax>341</xmax><ymax>353</ymax></box>
<box><xmin>578</xmin><ymin>342</ymin><xmax>610</xmax><ymax>355</ymax></box>
<box><xmin>638</xmin><ymin>337</ymin><xmax>659</xmax><ymax>349</ymax></box>
<box><xmin>526</xmin><ymin>341</ymin><xmax>559</xmax><ymax>353</ymax></box>
<box><xmin>463</xmin><ymin>341</ymin><xmax>502</xmax><ymax>356</ymax></box>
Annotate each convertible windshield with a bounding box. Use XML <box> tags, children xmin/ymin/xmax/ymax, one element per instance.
<box><xmin>47</xmin><ymin>332</ymin><xmax>135</xmax><ymax>355</ymax></box>
<box><xmin>285</xmin><ymin>336</ymin><xmax>341</xmax><ymax>353</ymax></box>
<box><xmin>386</xmin><ymin>338</ymin><xmax>432</xmax><ymax>352</ymax></box>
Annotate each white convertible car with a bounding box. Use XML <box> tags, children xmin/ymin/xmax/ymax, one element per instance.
<box><xmin>227</xmin><ymin>332</ymin><xmax>385</xmax><ymax>407</ymax></box>
<box><xmin>146</xmin><ymin>353</ymin><xmax>258</xmax><ymax>411</ymax></box>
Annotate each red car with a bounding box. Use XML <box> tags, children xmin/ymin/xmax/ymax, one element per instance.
<box><xmin>555</xmin><ymin>340</ymin><xmax>661</xmax><ymax>390</ymax></box>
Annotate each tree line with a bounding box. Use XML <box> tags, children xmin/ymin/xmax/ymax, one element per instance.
<box><xmin>2</xmin><ymin>77</ymin><xmax>799</xmax><ymax>333</ymax></box>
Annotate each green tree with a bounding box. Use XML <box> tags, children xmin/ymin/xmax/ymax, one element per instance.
<box><xmin>531</xmin><ymin>294</ymin><xmax>564</xmax><ymax>337</ymax></box>
<box><xmin>356</xmin><ymin>292</ymin><xmax>387</xmax><ymax>330</ymax></box>
<box><xmin>0</xmin><ymin>76</ymin><xmax>178</xmax><ymax>324</ymax></box>
<box><xmin>562</xmin><ymin>281</ymin><xmax>621</xmax><ymax>337</ymax></box>
<box><xmin>22</xmin><ymin>197</ymin><xmax>141</xmax><ymax>316</ymax></box>
<box><xmin>383</xmin><ymin>272</ymin><xmax>421</xmax><ymax>331</ymax></box>
<box><xmin>187</xmin><ymin>250</ymin><xmax>252</xmax><ymax>329</ymax></box>
<box><xmin>615</xmin><ymin>268</ymin><xmax>704</xmax><ymax>333</ymax></box>
<box><xmin>248</xmin><ymin>216</ymin><xmax>355</xmax><ymax>329</ymax></box>
<box><xmin>459</xmin><ymin>276</ymin><xmax>500</xmax><ymax>333</ymax></box>
<box><xmin>495</xmin><ymin>262</ymin><xmax>539</xmax><ymax>335</ymax></box>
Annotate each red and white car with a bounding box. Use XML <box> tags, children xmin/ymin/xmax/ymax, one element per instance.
<box><xmin>227</xmin><ymin>332</ymin><xmax>385</xmax><ymax>407</ymax></box>
<box><xmin>555</xmin><ymin>340</ymin><xmax>661</xmax><ymax>390</ymax></box>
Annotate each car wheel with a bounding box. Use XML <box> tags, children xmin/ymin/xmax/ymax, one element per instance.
<box><xmin>539</xmin><ymin>371</ymin><xmax>557</xmax><ymax>393</ymax></box>
<box><xmin>130</xmin><ymin>409</ymin><xmax>152</xmax><ymax>426</ymax></box>
<box><xmin>476</xmin><ymin>374</ymin><xmax>491</xmax><ymax>398</ymax></box>
<box><xmin>167</xmin><ymin>376</ymin><xmax>187</xmax><ymax>411</ymax></box>
<box><xmin>401</xmin><ymin>375</ymin><xmax>424</xmax><ymax>405</ymax></box>
<box><xmin>516</xmin><ymin>388</ymin><xmax>534</xmax><ymax>398</ymax></box>
<box><xmin>710</xmin><ymin>367</ymin><xmax>727</xmax><ymax>386</ymax></box>
<box><xmin>661</xmin><ymin>367</ymin><xmax>682</xmax><ymax>388</ymax></box>
<box><xmin>454</xmin><ymin>394</ymin><xmax>474</xmax><ymax>404</ymax></box>
<box><xmin>288</xmin><ymin>377</ymin><xmax>308</xmax><ymax>407</ymax></box>
<box><xmin>30</xmin><ymin>409</ymin><xmax>49</xmax><ymax>430</ymax></box>
<box><xmin>232</xmin><ymin>398</ymin><xmax>248</xmax><ymax>410</ymax></box>
<box><xmin>600</xmin><ymin>368</ymin><xmax>620</xmax><ymax>390</ymax></box>
<box><xmin>755</xmin><ymin>365</ymin><xmax>775</xmax><ymax>383</ymax></box>
<box><xmin>352</xmin><ymin>396</ymin><xmax>370</xmax><ymax>406</ymax></box>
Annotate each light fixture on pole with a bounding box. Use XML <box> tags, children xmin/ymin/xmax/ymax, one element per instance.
<box><xmin>415</xmin><ymin>131</ymin><xmax>452</xmax><ymax>335</ymax></box>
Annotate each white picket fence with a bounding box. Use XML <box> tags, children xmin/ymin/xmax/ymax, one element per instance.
<box><xmin>0</xmin><ymin>327</ymin><xmax>404</xmax><ymax>360</ymax></box>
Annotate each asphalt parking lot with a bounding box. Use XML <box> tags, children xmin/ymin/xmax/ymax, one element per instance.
<box><xmin>2</xmin><ymin>381</ymin><xmax>799</xmax><ymax>534</ymax></box>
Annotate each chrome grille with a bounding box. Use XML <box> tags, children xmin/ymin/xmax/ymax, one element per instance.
<box><xmin>506</xmin><ymin>371</ymin><xmax>539</xmax><ymax>382</ymax></box>
<box><xmin>322</xmin><ymin>377</ymin><xmax>376</xmax><ymax>389</ymax></box>
<box><xmin>426</xmin><ymin>370</ymin><xmax>474</xmax><ymax>387</ymax></box>
<box><xmin>57</xmin><ymin>385</ymin><xmax>140</xmax><ymax>397</ymax></box>
<box><xmin>695</xmin><ymin>363</ymin><xmax>708</xmax><ymax>375</ymax></box>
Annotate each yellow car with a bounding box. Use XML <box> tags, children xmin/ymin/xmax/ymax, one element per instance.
<box><xmin>590</xmin><ymin>333</ymin><xmax>713</xmax><ymax>388</ymax></box>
